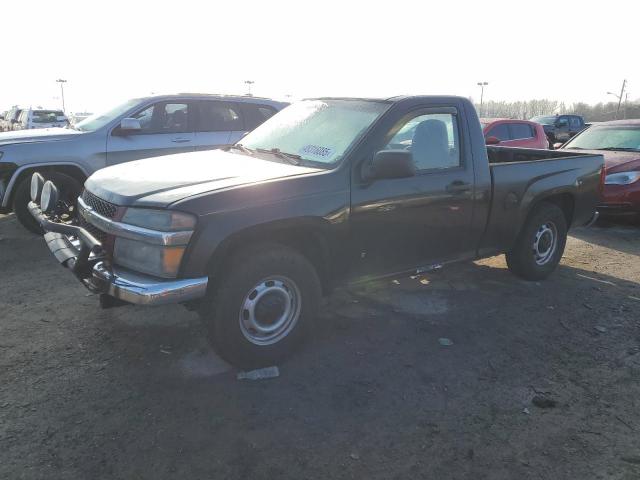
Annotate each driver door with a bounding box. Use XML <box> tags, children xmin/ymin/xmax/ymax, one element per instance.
<box><xmin>349</xmin><ymin>107</ymin><xmax>477</xmax><ymax>278</ymax></box>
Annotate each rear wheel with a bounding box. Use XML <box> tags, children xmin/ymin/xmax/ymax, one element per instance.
<box><xmin>506</xmin><ymin>202</ymin><xmax>567</xmax><ymax>281</ymax></box>
<box><xmin>199</xmin><ymin>244</ymin><xmax>321</xmax><ymax>369</ymax></box>
<box><xmin>13</xmin><ymin>172</ymin><xmax>83</xmax><ymax>234</ymax></box>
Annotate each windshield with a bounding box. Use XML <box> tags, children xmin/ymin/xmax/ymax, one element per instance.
<box><xmin>32</xmin><ymin>110</ymin><xmax>66</xmax><ymax>123</ymax></box>
<box><xmin>74</xmin><ymin>98</ymin><xmax>141</xmax><ymax>132</ymax></box>
<box><xmin>240</xmin><ymin>99</ymin><xmax>389</xmax><ymax>166</ymax></box>
<box><xmin>564</xmin><ymin>126</ymin><xmax>640</xmax><ymax>152</ymax></box>
<box><xmin>530</xmin><ymin>116</ymin><xmax>557</xmax><ymax>125</ymax></box>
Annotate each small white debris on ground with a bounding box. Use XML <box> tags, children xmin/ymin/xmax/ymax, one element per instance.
<box><xmin>237</xmin><ymin>366</ymin><xmax>280</xmax><ymax>380</ymax></box>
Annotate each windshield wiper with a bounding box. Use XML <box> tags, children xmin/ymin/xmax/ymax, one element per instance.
<box><xmin>256</xmin><ymin>148</ymin><xmax>302</xmax><ymax>165</ymax></box>
<box><xmin>227</xmin><ymin>144</ymin><xmax>254</xmax><ymax>155</ymax></box>
<box><xmin>599</xmin><ymin>147</ymin><xmax>640</xmax><ymax>152</ymax></box>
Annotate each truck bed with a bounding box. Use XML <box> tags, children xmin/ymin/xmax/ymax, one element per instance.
<box><xmin>479</xmin><ymin>146</ymin><xmax>603</xmax><ymax>256</ymax></box>
<box><xmin>487</xmin><ymin>145</ymin><xmax>590</xmax><ymax>164</ymax></box>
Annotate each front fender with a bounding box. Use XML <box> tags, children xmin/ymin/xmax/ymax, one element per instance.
<box><xmin>1</xmin><ymin>161</ymin><xmax>90</xmax><ymax>208</ymax></box>
<box><xmin>179</xmin><ymin>191</ymin><xmax>350</xmax><ymax>278</ymax></box>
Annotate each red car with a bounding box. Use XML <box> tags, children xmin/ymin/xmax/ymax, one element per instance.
<box><xmin>480</xmin><ymin>118</ymin><xmax>550</xmax><ymax>149</ymax></box>
<box><xmin>560</xmin><ymin>119</ymin><xmax>640</xmax><ymax>216</ymax></box>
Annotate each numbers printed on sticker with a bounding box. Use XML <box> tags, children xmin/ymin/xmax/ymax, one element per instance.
<box><xmin>300</xmin><ymin>144</ymin><xmax>334</xmax><ymax>159</ymax></box>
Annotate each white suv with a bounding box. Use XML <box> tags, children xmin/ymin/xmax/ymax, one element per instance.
<box><xmin>14</xmin><ymin>108</ymin><xmax>69</xmax><ymax>130</ymax></box>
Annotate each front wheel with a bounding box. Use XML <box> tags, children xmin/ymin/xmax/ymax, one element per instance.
<box><xmin>199</xmin><ymin>244</ymin><xmax>321</xmax><ymax>369</ymax></box>
<box><xmin>506</xmin><ymin>202</ymin><xmax>568</xmax><ymax>281</ymax></box>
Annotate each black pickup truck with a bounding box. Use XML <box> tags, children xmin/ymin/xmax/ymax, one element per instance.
<box><xmin>530</xmin><ymin>114</ymin><xmax>587</xmax><ymax>145</ymax></box>
<box><xmin>30</xmin><ymin>96</ymin><xmax>603</xmax><ymax>367</ymax></box>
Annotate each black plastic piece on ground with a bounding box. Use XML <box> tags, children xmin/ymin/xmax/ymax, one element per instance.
<box><xmin>99</xmin><ymin>294</ymin><xmax>130</xmax><ymax>309</ymax></box>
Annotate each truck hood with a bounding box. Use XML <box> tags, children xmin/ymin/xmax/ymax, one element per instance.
<box><xmin>0</xmin><ymin>127</ymin><xmax>82</xmax><ymax>147</ymax></box>
<box><xmin>561</xmin><ymin>148</ymin><xmax>640</xmax><ymax>174</ymax></box>
<box><xmin>85</xmin><ymin>149</ymin><xmax>324</xmax><ymax>208</ymax></box>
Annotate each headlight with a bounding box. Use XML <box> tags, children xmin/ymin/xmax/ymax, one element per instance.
<box><xmin>604</xmin><ymin>171</ymin><xmax>640</xmax><ymax>185</ymax></box>
<box><xmin>121</xmin><ymin>208</ymin><xmax>196</xmax><ymax>231</ymax></box>
<box><xmin>114</xmin><ymin>237</ymin><xmax>186</xmax><ymax>278</ymax></box>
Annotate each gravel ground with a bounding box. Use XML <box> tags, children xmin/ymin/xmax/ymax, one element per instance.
<box><xmin>1</xmin><ymin>213</ymin><xmax>639</xmax><ymax>480</ymax></box>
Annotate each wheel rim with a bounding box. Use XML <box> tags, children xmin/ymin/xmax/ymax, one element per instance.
<box><xmin>239</xmin><ymin>276</ymin><xmax>301</xmax><ymax>346</ymax></box>
<box><xmin>532</xmin><ymin>221</ymin><xmax>558</xmax><ymax>265</ymax></box>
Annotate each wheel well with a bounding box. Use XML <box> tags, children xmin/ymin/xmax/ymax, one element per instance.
<box><xmin>532</xmin><ymin>193</ymin><xmax>575</xmax><ymax>227</ymax></box>
<box><xmin>8</xmin><ymin>165</ymin><xmax>86</xmax><ymax>205</ymax></box>
<box><xmin>208</xmin><ymin>224</ymin><xmax>333</xmax><ymax>294</ymax></box>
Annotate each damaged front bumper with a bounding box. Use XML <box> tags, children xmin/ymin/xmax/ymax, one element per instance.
<box><xmin>29</xmin><ymin>201</ymin><xmax>208</xmax><ymax>306</ymax></box>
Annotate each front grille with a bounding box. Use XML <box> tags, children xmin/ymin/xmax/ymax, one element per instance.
<box><xmin>79</xmin><ymin>217</ymin><xmax>108</xmax><ymax>243</ymax></box>
<box><xmin>81</xmin><ymin>189</ymin><xmax>117</xmax><ymax>219</ymax></box>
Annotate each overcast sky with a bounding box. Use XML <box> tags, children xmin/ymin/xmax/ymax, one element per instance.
<box><xmin>2</xmin><ymin>0</ymin><xmax>637</xmax><ymax>114</ymax></box>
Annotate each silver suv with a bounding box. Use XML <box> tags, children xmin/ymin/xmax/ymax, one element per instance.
<box><xmin>0</xmin><ymin>94</ymin><xmax>287</xmax><ymax>232</ymax></box>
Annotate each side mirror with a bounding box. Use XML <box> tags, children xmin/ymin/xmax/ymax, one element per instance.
<box><xmin>553</xmin><ymin>142</ymin><xmax>564</xmax><ymax>149</ymax></box>
<box><xmin>485</xmin><ymin>136</ymin><xmax>501</xmax><ymax>145</ymax></box>
<box><xmin>369</xmin><ymin>150</ymin><xmax>416</xmax><ymax>180</ymax></box>
<box><xmin>115</xmin><ymin>117</ymin><xmax>142</xmax><ymax>135</ymax></box>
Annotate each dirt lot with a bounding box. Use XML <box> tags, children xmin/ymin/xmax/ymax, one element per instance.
<box><xmin>1</xmin><ymin>213</ymin><xmax>639</xmax><ymax>480</ymax></box>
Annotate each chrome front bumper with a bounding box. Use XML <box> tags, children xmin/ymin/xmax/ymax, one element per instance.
<box><xmin>92</xmin><ymin>262</ymin><xmax>208</xmax><ymax>306</ymax></box>
<box><xmin>30</xmin><ymin>201</ymin><xmax>207</xmax><ymax>307</ymax></box>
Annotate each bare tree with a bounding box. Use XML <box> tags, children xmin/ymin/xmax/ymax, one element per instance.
<box><xmin>474</xmin><ymin>98</ymin><xmax>640</xmax><ymax>122</ymax></box>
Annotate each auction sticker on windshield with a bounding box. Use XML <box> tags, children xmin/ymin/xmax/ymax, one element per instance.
<box><xmin>299</xmin><ymin>144</ymin><xmax>335</xmax><ymax>161</ymax></box>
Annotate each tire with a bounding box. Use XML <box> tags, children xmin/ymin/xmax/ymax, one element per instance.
<box><xmin>506</xmin><ymin>202</ymin><xmax>567</xmax><ymax>281</ymax></box>
<box><xmin>13</xmin><ymin>172</ymin><xmax>83</xmax><ymax>234</ymax></box>
<box><xmin>199</xmin><ymin>244</ymin><xmax>322</xmax><ymax>369</ymax></box>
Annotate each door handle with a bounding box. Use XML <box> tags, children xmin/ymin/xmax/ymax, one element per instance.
<box><xmin>446</xmin><ymin>181</ymin><xmax>471</xmax><ymax>194</ymax></box>
<box><xmin>171</xmin><ymin>137</ymin><xmax>191</xmax><ymax>143</ymax></box>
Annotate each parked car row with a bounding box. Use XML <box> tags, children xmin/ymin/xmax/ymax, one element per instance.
<box><xmin>3</xmin><ymin>88</ymin><xmax>637</xmax><ymax>367</ymax></box>
<box><xmin>23</xmin><ymin>95</ymin><xmax>604</xmax><ymax>367</ymax></box>
<box><xmin>480</xmin><ymin>114</ymin><xmax>588</xmax><ymax>149</ymax></box>
<box><xmin>0</xmin><ymin>107</ymin><xmax>69</xmax><ymax>131</ymax></box>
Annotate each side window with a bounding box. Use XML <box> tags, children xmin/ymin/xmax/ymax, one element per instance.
<box><xmin>130</xmin><ymin>102</ymin><xmax>190</xmax><ymax>134</ymax></box>
<box><xmin>569</xmin><ymin>116</ymin><xmax>581</xmax><ymax>129</ymax></box>
<box><xmin>557</xmin><ymin>116</ymin><xmax>569</xmax><ymax>127</ymax></box>
<box><xmin>487</xmin><ymin>124</ymin><xmax>510</xmax><ymax>141</ymax></box>
<box><xmin>509</xmin><ymin>123</ymin><xmax>535</xmax><ymax>140</ymax></box>
<box><xmin>198</xmin><ymin>102</ymin><xmax>243</xmax><ymax>132</ymax></box>
<box><xmin>239</xmin><ymin>103</ymin><xmax>277</xmax><ymax>130</ymax></box>
<box><xmin>384</xmin><ymin>112</ymin><xmax>460</xmax><ymax>171</ymax></box>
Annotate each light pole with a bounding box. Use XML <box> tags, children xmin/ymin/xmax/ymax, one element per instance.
<box><xmin>244</xmin><ymin>80</ymin><xmax>255</xmax><ymax>96</ymax></box>
<box><xmin>477</xmin><ymin>82</ymin><xmax>488</xmax><ymax>116</ymax></box>
<box><xmin>606</xmin><ymin>79</ymin><xmax>626</xmax><ymax>119</ymax></box>
<box><xmin>56</xmin><ymin>79</ymin><xmax>67</xmax><ymax>112</ymax></box>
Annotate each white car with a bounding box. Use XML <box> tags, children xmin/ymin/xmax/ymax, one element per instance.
<box><xmin>14</xmin><ymin>108</ymin><xmax>69</xmax><ymax>130</ymax></box>
<box><xmin>1</xmin><ymin>107</ymin><xmax>23</xmax><ymax>131</ymax></box>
